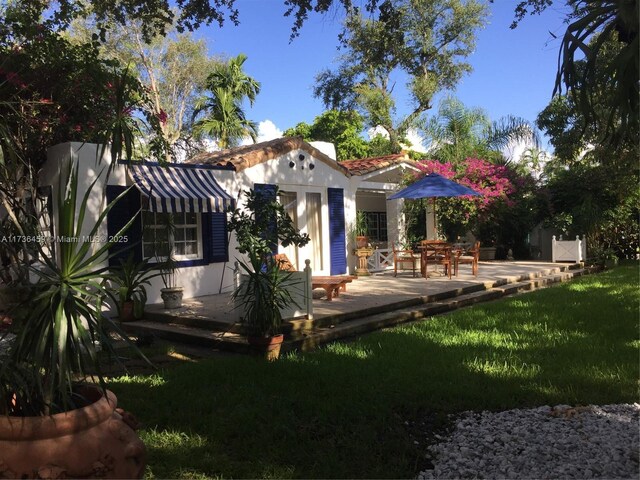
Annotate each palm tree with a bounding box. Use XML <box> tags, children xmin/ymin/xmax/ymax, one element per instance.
<box><xmin>193</xmin><ymin>54</ymin><xmax>261</xmax><ymax>149</ymax></box>
<box><xmin>423</xmin><ymin>96</ymin><xmax>540</xmax><ymax>163</ymax></box>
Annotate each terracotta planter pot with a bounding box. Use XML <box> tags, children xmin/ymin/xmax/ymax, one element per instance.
<box><xmin>247</xmin><ymin>334</ymin><xmax>284</xmax><ymax>361</ymax></box>
<box><xmin>120</xmin><ymin>300</ymin><xmax>135</xmax><ymax>322</ymax></box>
<box><xmin>356</xmin><ymin>235</ymin><xmax>369</xmax><ymax>248</ymax></box>
<box><xmin>161</xmin><ymin>286</ymin><xmax>183</xmax><ymax>309</ymax></box>
<box><xmin>0</xmin><ymin>387</ymin><xmax>146</xmax><ymax>479</ymax></box>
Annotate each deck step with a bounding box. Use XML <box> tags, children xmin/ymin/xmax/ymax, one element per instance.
<box><xmin>124</xmin><ymin>266</ymin><xmax>596</xmax><ymax>354</ymax></box>
<box><xmin>123</xmin><ymin>320</ymin><xmax>250</xmax><ymax>354</ymax></box>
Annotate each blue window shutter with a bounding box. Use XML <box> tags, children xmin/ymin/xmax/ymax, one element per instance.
<box><xmin>328</xmin><ymin>188</ymin><xmax>347</xmax><ymax>275</ymax></box>
<box><xmin>106</xmin><ymin>185</ymin><xmax>142</xmax><ymax>266</ymax></box>
<box><xmin>202</xmin><ymin>212</ymin><xmax>229</xmax><ymax>263</ymax></box>
<box><xmin>254</xmin><ymin>183</ymin><xmax>278</xmax><ymax>255</ymax></box>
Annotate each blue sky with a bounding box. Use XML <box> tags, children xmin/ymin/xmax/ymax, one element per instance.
<box><xmin>194</xmin><ymin>0</ymin><xmax>570</xmax><ymax>149</ymax></box>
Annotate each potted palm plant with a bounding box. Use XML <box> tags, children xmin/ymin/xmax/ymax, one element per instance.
<box><xmin>110</xmin><ymin>254</ymin><xmax>159</xmax><ymax>321</ymax></box>
<box><xmin>153</xmin><ymin>214</ymin><xmax>184</xmax><ymax>309</ymax></box>
<box><xmin>0</xmin><ymin>161</ymin><xmax>148</xmax><ymax>478</ymax></box>
<box><xmin>229</xmin><ymin>188</ymin><xmax>310</xmax><ymax>360</ymax></box>
<box><xmin>354</xmin><ymin>210</ymin><xmax>369</xmax><ymax>248</ymax></box>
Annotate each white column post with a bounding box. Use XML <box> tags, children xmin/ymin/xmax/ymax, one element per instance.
<box><xmin>304</xmin><ymin>259</ymin><xmax>313</xmax><ymax>320</ymax></box>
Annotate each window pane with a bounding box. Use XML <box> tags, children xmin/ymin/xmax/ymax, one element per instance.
<box><xmin>185</xmin><ymin>241</ymin><xmax>197</xmax><ymax>255</ymax></box>
<box><xmin>142</xmin><ymin>210</ymin><xmax>204</xmax><ymax>261</ymax></box>
<box><xmin>173</xmin><ymin>212</ymin><xmax>185</xmax><ymax>224</ymax></box>
<box><xmin>143</xmin><ymin>228</ymin><xmax>155</xmax><ymax>243</ymax></box>
<box><xmin>143</xmin><ymin>242</ymin><xmax>155</xmax><ymax>259</ymax></box>
<box><xmin>156</xmin><ymin>212</ymin><xmax>169</xmax><ymax>226</ymax></box>
<box><xmin>185</xmin><ymin>227</ymin><xmax>197</xmax><ymax>241</ymax></box>
<box><xmin>142</xmin><ymin>211</ymin><xmax>154</xmax><ymax>228</ymax></box>
<box><xmin>158</xmin><ymin>243</ymin><xmax>170</xmax><ymax>257</ymax></box>
<box><xmin>185</xmin><ymin>212</ymin><xmax>197</xmax><ymax>224</ymax></box>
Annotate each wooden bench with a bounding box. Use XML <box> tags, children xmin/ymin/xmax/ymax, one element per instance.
<box><xmin>273</xmin><ymin>254</ymin><xmax>356</xmax><ymax>301</ymax></box>
<box><xmin>311</xmin><ymin>276</ymin><xmax>355</xmax><ymax>301</ymax></box>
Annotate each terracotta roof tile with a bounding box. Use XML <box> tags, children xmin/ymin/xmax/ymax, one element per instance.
<box><xmin>185</xmin><ymin>137</ymin><xmax>350</xmax><ymax>176</ymax></box>
<box><xmin>341</xmin><ymin>153</ymin><xmax>417</xmax><ymax>176</ymax></box>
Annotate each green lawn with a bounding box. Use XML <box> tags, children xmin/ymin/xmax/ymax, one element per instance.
<box><xmin>110</xmin><ymin>263</ymin><xmax>640</xmax><ymax>479</ymax></box>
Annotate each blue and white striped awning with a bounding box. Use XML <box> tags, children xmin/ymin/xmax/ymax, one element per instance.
<box><xmin>130</xmin><ymin>164</ymin><xmax>235</xmax><ymax>213</ymax></box>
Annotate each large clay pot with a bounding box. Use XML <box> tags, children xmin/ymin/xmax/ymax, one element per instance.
<box><xmin>161</xmin><ymin>286</ymin><xmax>183</xmax><ymax>309</ymax></box>
<box><xmin>247</xmin><ymin>334</ymin><xmax>284</xmax><ymax>361</ymax></box>
<box><xmin>119</xmin><ymin>300</ymin><xmax>135</xmax><ymax>322</ymax></box>
<box><xmin>0</xmin><ymin>387</ymin><xmax>146</xmax><ymax>479</ymax></box>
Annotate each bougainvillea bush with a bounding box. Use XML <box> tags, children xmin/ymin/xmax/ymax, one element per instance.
<box><xmin>405</xmin><ymin>158</ymin><xmax>544</xmax><ymax>258</ymax></box>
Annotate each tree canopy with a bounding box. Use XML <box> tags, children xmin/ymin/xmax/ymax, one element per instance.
<box><xmin>422</xmin><ymin>97</ymin><xmax>540</xmax><ymax>165</ymax></box>
<box><xmin>283</xmin><ymin>110</ymin><xmax>372</xmax><ymax>160</ymax></box>
<box><xmin>192</xmin><ymin>54</ymin><xmax>261</xmax><ymax>149</ymax></box>
<box><xmin>503</xmin><ymin>0</ymin><xmax>638</xmax><ymax>146</ymax></box>
<box><xmin>314</xmin><ymin>0</ymin><xmax>488</xmax><ymax>152</ymax></box>
<box><xmin>68</xmin><ymin>16</ymin><xmax>222</xmax><ymax>161</ymax></box>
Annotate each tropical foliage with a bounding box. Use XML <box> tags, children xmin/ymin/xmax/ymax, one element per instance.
<box><xmin>109</xmin><ymin>255</ymin><xmax>160</xmax><ymax>318</ymax></box>
<box><xmin>423</xmin><ymin>97</ymin><xmax>540</xmax><ymax>165</ymax></box>
<box><xmin>0</xmin><ymin>4</ymin><xmax>140</xmax><ymax>170</ymax></box>
<box><xmin>229</xmin><ymin>188</ymin><xmax>310</xmax><ymax>336</ymax></box>
<box><xmin>0</xmin><ymin>161</ymin><xmax>146</xmax><ymax>416</ymax></box>
<box><xmin>284</xmin><ymin>110</ymin><xmax>379</xmax><ymax>161</ymax></box>
<box><xmin>536</xmin><ymin>32</ymin><xmax>639</xmax><ymax>261</ymax></box>
<box><xmin>193</xmin><ymin>54</ymin><xmax>261</xmax><ymax>149</ymax></box>
<box><xmin>68</xmin><ymin>15</ymin><xmax>222</xmax><ymax>161</ymax></box>
<box><xmin>314</xmin><ymin>0</ymin><xmax>488</xmax><ymax>151</ymax></box>
<box><xmin>506</xmin><ymin>0</ymin><xmax>638</xmax><ymax>146</ymax></box>
<box><xmin>405</xmin><ymin>158</ymin><xmax>543</xmax><ymax>257</ymax></box>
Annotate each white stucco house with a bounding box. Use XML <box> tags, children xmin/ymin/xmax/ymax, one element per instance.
<box><xmin>39</xmin><ymin>138</ymin><xmax>420</xmax><ymax>305</ymax></box>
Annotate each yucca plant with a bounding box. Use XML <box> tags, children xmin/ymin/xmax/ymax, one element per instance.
<box><xmin>232</xmin><ymin>254</ymin><xmax>296</xmax><ymax>337</ymax></box>
<box><xmin>109</xmin><ymin>254</ymin><xmax>160</xmax><ymax>320</ymax></box>
<box><xmin>0</xmin><ymin>159</ymin><xmax>148</xmax><ymax>415</ymax></box>
<box><xmin>229</xmin><ymin>188</ymin><xmax>309</xmax><ymax>338</ymax></box>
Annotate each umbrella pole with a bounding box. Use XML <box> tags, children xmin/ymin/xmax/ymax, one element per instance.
<box><xmin>433</xmin><ymin>198</ymin><xmax>437</xmax><ymax>240</ymax></box>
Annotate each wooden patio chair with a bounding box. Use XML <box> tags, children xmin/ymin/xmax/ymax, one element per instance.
<box><xmin>455</xmin><ymin>241</ymin><xmax>480</xmax><ymax>276</ymax></box>
<box><xmin>392</xmin><ymin>242</ymin><xmax>419</xmax><ymax>277</ymax></box>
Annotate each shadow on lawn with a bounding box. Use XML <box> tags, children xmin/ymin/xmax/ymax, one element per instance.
<box><xmin>110</xmin><ymin>267</ymin><xmax>639</xmax><ymax>478</ymax></box>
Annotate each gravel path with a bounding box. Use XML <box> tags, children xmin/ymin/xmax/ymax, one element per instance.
<box><xmin>418</xmin><ymin>404</ymin><xmax>639</xmax><ymax>479</ymax></box>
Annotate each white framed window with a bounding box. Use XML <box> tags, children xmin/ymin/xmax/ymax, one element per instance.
<box><xmin>142</xmin><ymin>211</ymin><xmax>202</xmax><ymax>261</ymax></box>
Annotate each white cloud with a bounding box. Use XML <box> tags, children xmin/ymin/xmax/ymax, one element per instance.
<box><xmin>257</xmin><ymin>119</ymin><xmax>283</xmax><ymax>142</ymax></box>
<box><xmin>367</xmin><ymin>126</ymin><xmax>428</xmax><ymax>154</ymax></box>
<box><xmin>239</xmin><ymin>119</ymin><xmax>283</xmax><ymax>146</ymax></box>
<box><xmin>403</xmin><ymin>129</ymin><xmax>428</xmax><ymax>154</ymax></box>
<box><xmin>367</xmin><ymin>126</ymin><xmax>389</xmax><ymax>140</ymax></box>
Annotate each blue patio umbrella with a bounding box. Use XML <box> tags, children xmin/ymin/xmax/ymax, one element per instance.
<box><xmin>387</xmin><ymin>173</ymin><xmax>480</xmax><ymax>239</ymax></box>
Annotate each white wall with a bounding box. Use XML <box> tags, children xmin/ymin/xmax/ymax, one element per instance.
<box><xmin>44</xmin><ymin>143</ymin><xmax>356</xmax><ymax>304</ymax></box>
<box><xmin>217</xmin><ymin>149</ymin><xmax>353</xmax><ymax>276</ymax></box>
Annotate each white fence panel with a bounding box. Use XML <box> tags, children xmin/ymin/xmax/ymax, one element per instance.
<box><xmin>552</xmin><ymin>235</ymin><xmax>586</xmax><ymax>262</ymax></box>
<box><xmin>368</xmin><ymin>248</ymin><xmax>393</xmax><ymax>272</ymax></box>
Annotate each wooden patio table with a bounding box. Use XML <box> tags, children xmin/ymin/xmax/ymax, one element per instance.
<box><xmin>418</xmin><ymin>240</ymin><xmax>453</xmax><ymax>279</ymax></box>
